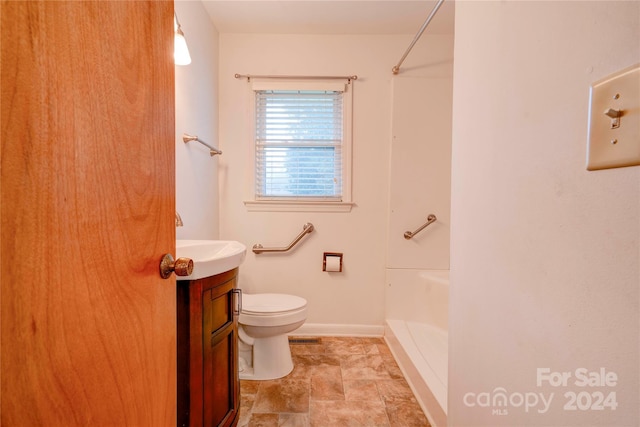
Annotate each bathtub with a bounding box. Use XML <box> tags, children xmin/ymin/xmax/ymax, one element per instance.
<box><xmin>384</xmin><ymin>269</ymin><xmax>448</xmax><ymax>427</ymax></box>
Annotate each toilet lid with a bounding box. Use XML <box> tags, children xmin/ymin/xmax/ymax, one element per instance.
<box><xmin>242</xmin><ymin>293</ymin><xmax>307</xmax><ymax>314</ymax></box>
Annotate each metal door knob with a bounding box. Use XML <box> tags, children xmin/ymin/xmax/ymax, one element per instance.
<box><xmin>159</xmin><ymin>253</ymin><xmax>194</xmax><ymax>279</ymax></box>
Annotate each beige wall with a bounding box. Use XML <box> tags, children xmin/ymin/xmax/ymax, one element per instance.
<box><xmin>175</xmin><ymin>1</ymin><xmax>220</xmax><ymax>240</ymax></box>
<box><xmin>388</xmin><ymin>76</ymin><xmax>452</xmax><ymax>270</ymax></box>
<box><xmin>449</xmin><ymin>1</ymin><xmax>639</xmax><ymax>425</ymax></box>
<box><xmin>218</xmin><ymin>33</ymin><xmax>453</xmax><ymax>330</ymax></box>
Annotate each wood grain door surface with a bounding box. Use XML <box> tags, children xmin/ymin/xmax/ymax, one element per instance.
<box><xmin>1</xmin><ymin>1</ymin><xmax>176</xmax><ymax>425</ymax></box>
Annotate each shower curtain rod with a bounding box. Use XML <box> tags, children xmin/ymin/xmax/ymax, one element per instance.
<box><xmin>234</xmin><ymin>73</ymin><xmax>358</xmax><ymax>83</ymax></box>
<box><xmin>392</xmin><ymin>0</ymin><xmax>445</xmax><ymax>75</ymax></box>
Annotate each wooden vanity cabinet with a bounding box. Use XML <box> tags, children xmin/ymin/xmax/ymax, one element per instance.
<box><xmin>177</xmin><ymin>268</ymin><xmax>240</xmax><ymax>427</ymax></box>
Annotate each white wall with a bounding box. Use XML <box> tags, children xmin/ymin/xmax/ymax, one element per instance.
<box><xmin>218</xmin><ymin>34</ymin><xmax>453</xmax><ymax>330</ymax></box>
<box><xmin>387</xmin><ymin>76</ymin><xmax>452</xmax><ymax>270</ymax></box>
<box><xmin>175</xmin><ymin>1</ymin><xmax>219</xmax><ymax>240</ymax></box>
<box><xmin>449</xmin><ymin>1</ymin><xmax>639</xmax><ymax>425</ymax></box>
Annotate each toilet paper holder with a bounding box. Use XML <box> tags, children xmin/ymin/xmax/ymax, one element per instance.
<box><xmin>323</xmin><ymin>252</ymin><xmax>343</xmax><ymax>272</ymax></box>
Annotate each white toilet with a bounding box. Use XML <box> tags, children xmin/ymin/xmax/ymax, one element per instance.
<box><xmin>238</xmin><ymin>293</ymin><xmax>308</xmax><ymax>380</ymax></box>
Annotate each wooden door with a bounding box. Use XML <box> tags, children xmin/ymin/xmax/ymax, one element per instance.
<box><xmin>1</xmin><ymin>1</ymin><xmax>176</xmax><ymax>425</ymax></box>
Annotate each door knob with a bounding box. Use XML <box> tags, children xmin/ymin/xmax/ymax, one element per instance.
<box><xmin>159</xmin><ymin>253</ymin><xmax>194</xmax><ymax>279</ymax></box>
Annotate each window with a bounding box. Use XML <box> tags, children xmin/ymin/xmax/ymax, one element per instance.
<box><xmin>246</xmin><ymin>81</ymin><xmax>353</xmax><ymax>212</ymax></box>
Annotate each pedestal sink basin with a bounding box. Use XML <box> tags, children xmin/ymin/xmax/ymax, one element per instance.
<box><xmin>176</xmin><ymin>240</ymin><xmax>247</xmax><ymax>280</ymax></box>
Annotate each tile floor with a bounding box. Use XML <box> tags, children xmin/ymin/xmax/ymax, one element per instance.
<box><xmin>238</xmin><ymin>336</ymin><xmax>431</xmax><ymax>427</ymax></box>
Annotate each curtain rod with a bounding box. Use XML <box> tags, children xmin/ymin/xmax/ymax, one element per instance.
<box><xmin>392</xmin><ymin>0</ymin><xmax>445</xmax><ymax>75</ymax></box>
<box><xmin>234</xmin><ymin>73</ymin><xmax>358</xmax><ymax>83</ymax></box>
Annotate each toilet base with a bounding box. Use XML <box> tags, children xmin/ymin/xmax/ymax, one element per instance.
<box><xmin>239</xmin><ymin>334</ymin><xmax>293</xmax><ymax>380</ymax></box>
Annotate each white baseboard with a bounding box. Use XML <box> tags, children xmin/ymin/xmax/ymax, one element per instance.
<box><xmin>290</xmin><ymin>323</ymin><xmax>385</xmax><ymax>337</ymax></box>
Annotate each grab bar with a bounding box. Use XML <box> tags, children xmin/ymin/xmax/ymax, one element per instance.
<box><xmin>183</xmin><ymin>133</ymin><xmax>222</xmax><ymax>156</ymax></box>
<box><xmin>253</xmin><ymin>223</ymin><xmax>315</xmax><ymax>254</ymax></box>
<box><xmin>404</xmin><ymin>214</ymin><xmax>437</xmax><ymax>239</ymax></box>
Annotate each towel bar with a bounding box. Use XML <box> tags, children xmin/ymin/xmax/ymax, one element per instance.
<box><xmin>183</xmin><ymin>133</ymin><xmax>222</xmax><ymax>156</ymax></box>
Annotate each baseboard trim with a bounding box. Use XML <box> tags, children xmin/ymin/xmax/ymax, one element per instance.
<box><xmin>290</xmin><ymin>323</ymin><xmax>385</xmax><ymax>337</ymax></box>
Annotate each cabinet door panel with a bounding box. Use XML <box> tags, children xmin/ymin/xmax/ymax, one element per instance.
<box><xmin>205</xmin><ymin>328</ymin><xmax>235</xmax><ymax>426</ymax></box>
<box><xmin>210</xmin><ymin>287</ymin><xmax>232</xmax><ymax>334</ymax></box>
<box><xmin>178</xmin><ymin>269</ymin><xmax>239</xmax><ymax>427</ymax></box>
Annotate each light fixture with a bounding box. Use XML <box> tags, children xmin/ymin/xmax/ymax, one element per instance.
<box><xmin>174</xmin><ymin>12</ymin><xmax>191</xmax><ymax>65</ymax></box>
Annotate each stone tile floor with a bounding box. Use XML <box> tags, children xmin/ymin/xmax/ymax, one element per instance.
<box><xmin>238</xmin><ymin>336</ymin><xmax>431</xmax><ymax>427</ymax></box>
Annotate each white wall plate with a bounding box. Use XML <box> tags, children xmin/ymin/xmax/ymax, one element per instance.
<box><xmin>586</xmin><ymin>63</ymin><xmax>640</xmax><ymax>171</ymax></box>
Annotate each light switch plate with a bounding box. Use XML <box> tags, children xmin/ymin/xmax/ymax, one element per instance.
<box><xmin>586</xmin><ymin>63</ymin><xmax>640</xmax><ymax>171</ymax></box>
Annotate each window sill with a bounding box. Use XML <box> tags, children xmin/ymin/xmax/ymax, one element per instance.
<box><xmin>244</xmin><ymin>200</ymin><xmax>354</xmax><ymax>213</ymax></box>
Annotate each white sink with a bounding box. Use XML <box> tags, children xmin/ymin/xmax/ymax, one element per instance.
<box><xmin>176</xmin><ymin>240</ymin><xmax>247</xmax><ymax>280</ymax></box>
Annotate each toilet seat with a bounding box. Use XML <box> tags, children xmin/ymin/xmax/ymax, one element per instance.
<box><xmin>239</xmin><ymin>293</ymin><xmax>307</xmax><ymax>327</ymax></box>
<box><xmin>242</xmin><ymin>293</ymin><xmax>307</xmax><ymax>315</ymax></box>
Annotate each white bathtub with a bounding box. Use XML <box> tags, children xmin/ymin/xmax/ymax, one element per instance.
<box><xmin>384</xmin><ymin>269</ymin><xmax>449</xmax><ymax>427</ymax></box>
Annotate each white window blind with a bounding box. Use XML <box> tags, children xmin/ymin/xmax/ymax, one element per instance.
<box><xmin>255</xmin><ymin>89</ymin><xmax>344</xmax><ymax>200</ymax></box>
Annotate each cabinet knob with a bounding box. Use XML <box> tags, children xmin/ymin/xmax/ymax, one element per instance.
<box><xmin>159</xmin><ymin>253</ymin><xmax>194</xmax><ymax>279</ymax></box>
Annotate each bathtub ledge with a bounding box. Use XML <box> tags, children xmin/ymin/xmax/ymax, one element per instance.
<box><xmin>385</xmin><ymin>320</ymin><xmax>447</xmax><ymax>427</ymax></box>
